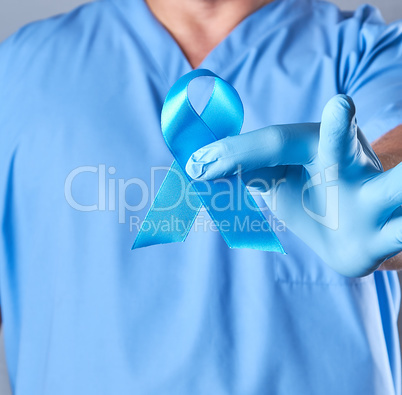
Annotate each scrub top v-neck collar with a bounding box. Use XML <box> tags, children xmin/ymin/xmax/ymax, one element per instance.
<box><xmin>109</xmin><ymin>0</ymin><xmax>311</xmax><ymax>86</ymax></box>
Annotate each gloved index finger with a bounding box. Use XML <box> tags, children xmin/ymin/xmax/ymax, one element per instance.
<box><xmin>186</xmin><ymin>122</ymin><xmax>320</xmax><ymax>180</ymax></box>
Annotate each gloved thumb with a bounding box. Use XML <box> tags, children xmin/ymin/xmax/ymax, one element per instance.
<box><xmin>318</xmin><ymin>94</ymin><xmax>358</xmax><ymax>167</ymax></box>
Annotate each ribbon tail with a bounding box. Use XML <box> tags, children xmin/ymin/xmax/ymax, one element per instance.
<box><xmin>227</xmin><ymin>183</ymin><xmax>285</xmax><ymax>253</ymax></box>
<box><xmin>194</xmin><ymin>175</ymin><xmax>285</xmax><ymax>253</ymax></box>
<box><xmin>132</xmin><ymin>161</ymin><xmax>202</xmax><ymax>249</ymax></box>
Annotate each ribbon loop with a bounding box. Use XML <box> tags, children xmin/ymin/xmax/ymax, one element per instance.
<box><xmin>133</xmin><ymin>69</ymin><xmax>284</xmax><ymax>253</ymax></box>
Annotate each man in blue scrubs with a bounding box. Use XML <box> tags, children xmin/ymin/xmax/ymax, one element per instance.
<box><xmin>1</xmin><ymin>0</ymin><xmax>402</xmax><ymax>393</ymax></box>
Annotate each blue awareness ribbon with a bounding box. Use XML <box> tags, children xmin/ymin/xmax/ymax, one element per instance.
<box><xmin>132</xmin><ymin>69</ymin><xmax>284</xmax><ymax>253</ymax></box>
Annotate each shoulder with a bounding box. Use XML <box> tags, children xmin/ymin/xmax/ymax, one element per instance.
<box><xmin>0</xmin><ymin>0</ymin><xmax>116</xmax><ymax>80</ymax></box>
<box><xmin>309</xmin><ymin>2</ymin><xmax>402</xmax><ymax>140</ymax></box>
<box><xmin>311</xmin><ymin>0</ymin><xmax>386</xmax><ymax>25</ymax></box>
<box><xmin>278</xmin><ymin>1</ymin><xmax>401</xmax><ymax>59</ymax></box>
<box><xmin>0</xmin><ymin>0</ymin><xmax>119</xmax><ymax>159</ymax></box>
<box><xmin>1</xmin><ymin>0</ymin><xmax>112</xmax><ymax>44</ymax></box>
<box><xmin>309</xmin><ymin>1</ymin><xmax>401</xmax><ymax>44</ymax></box>
<box><xmin>303</xmin><ymin>1</ymin><xmax>402</xmax><ymax>88</ymax></box>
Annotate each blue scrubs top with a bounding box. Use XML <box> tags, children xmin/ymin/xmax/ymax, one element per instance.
<box><xmin>1</xmin><ymin>0</ymin><xmax>402</xmax><ymax>394</ymax></box>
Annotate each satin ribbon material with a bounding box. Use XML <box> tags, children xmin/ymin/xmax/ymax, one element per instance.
<box><xmin>133</xmin><ymin>69</ymin><xmax>284</xmax><ymax>253</ymax></box>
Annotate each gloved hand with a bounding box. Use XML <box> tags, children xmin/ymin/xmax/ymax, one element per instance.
<box><xmin>186</xmin><ymin>95</ymin><xmax>402</xmax><ymax>277</ymax></box>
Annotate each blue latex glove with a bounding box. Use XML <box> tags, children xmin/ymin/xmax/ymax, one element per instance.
<box><xmin>186</xmin><ymin>95</ymin><xmax>402</xmax><ymax>277</ymax></box>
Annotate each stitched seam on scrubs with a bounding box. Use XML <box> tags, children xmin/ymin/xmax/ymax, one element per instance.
<box><xmin>275</xmin><ymin>278</ymin><xmax>372</xmax><ymax>286</ymax></box>
<box><xmin>106</xmin><ymin>0</ymin><xmax>172</xmax><ymax>90</ymax></box>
